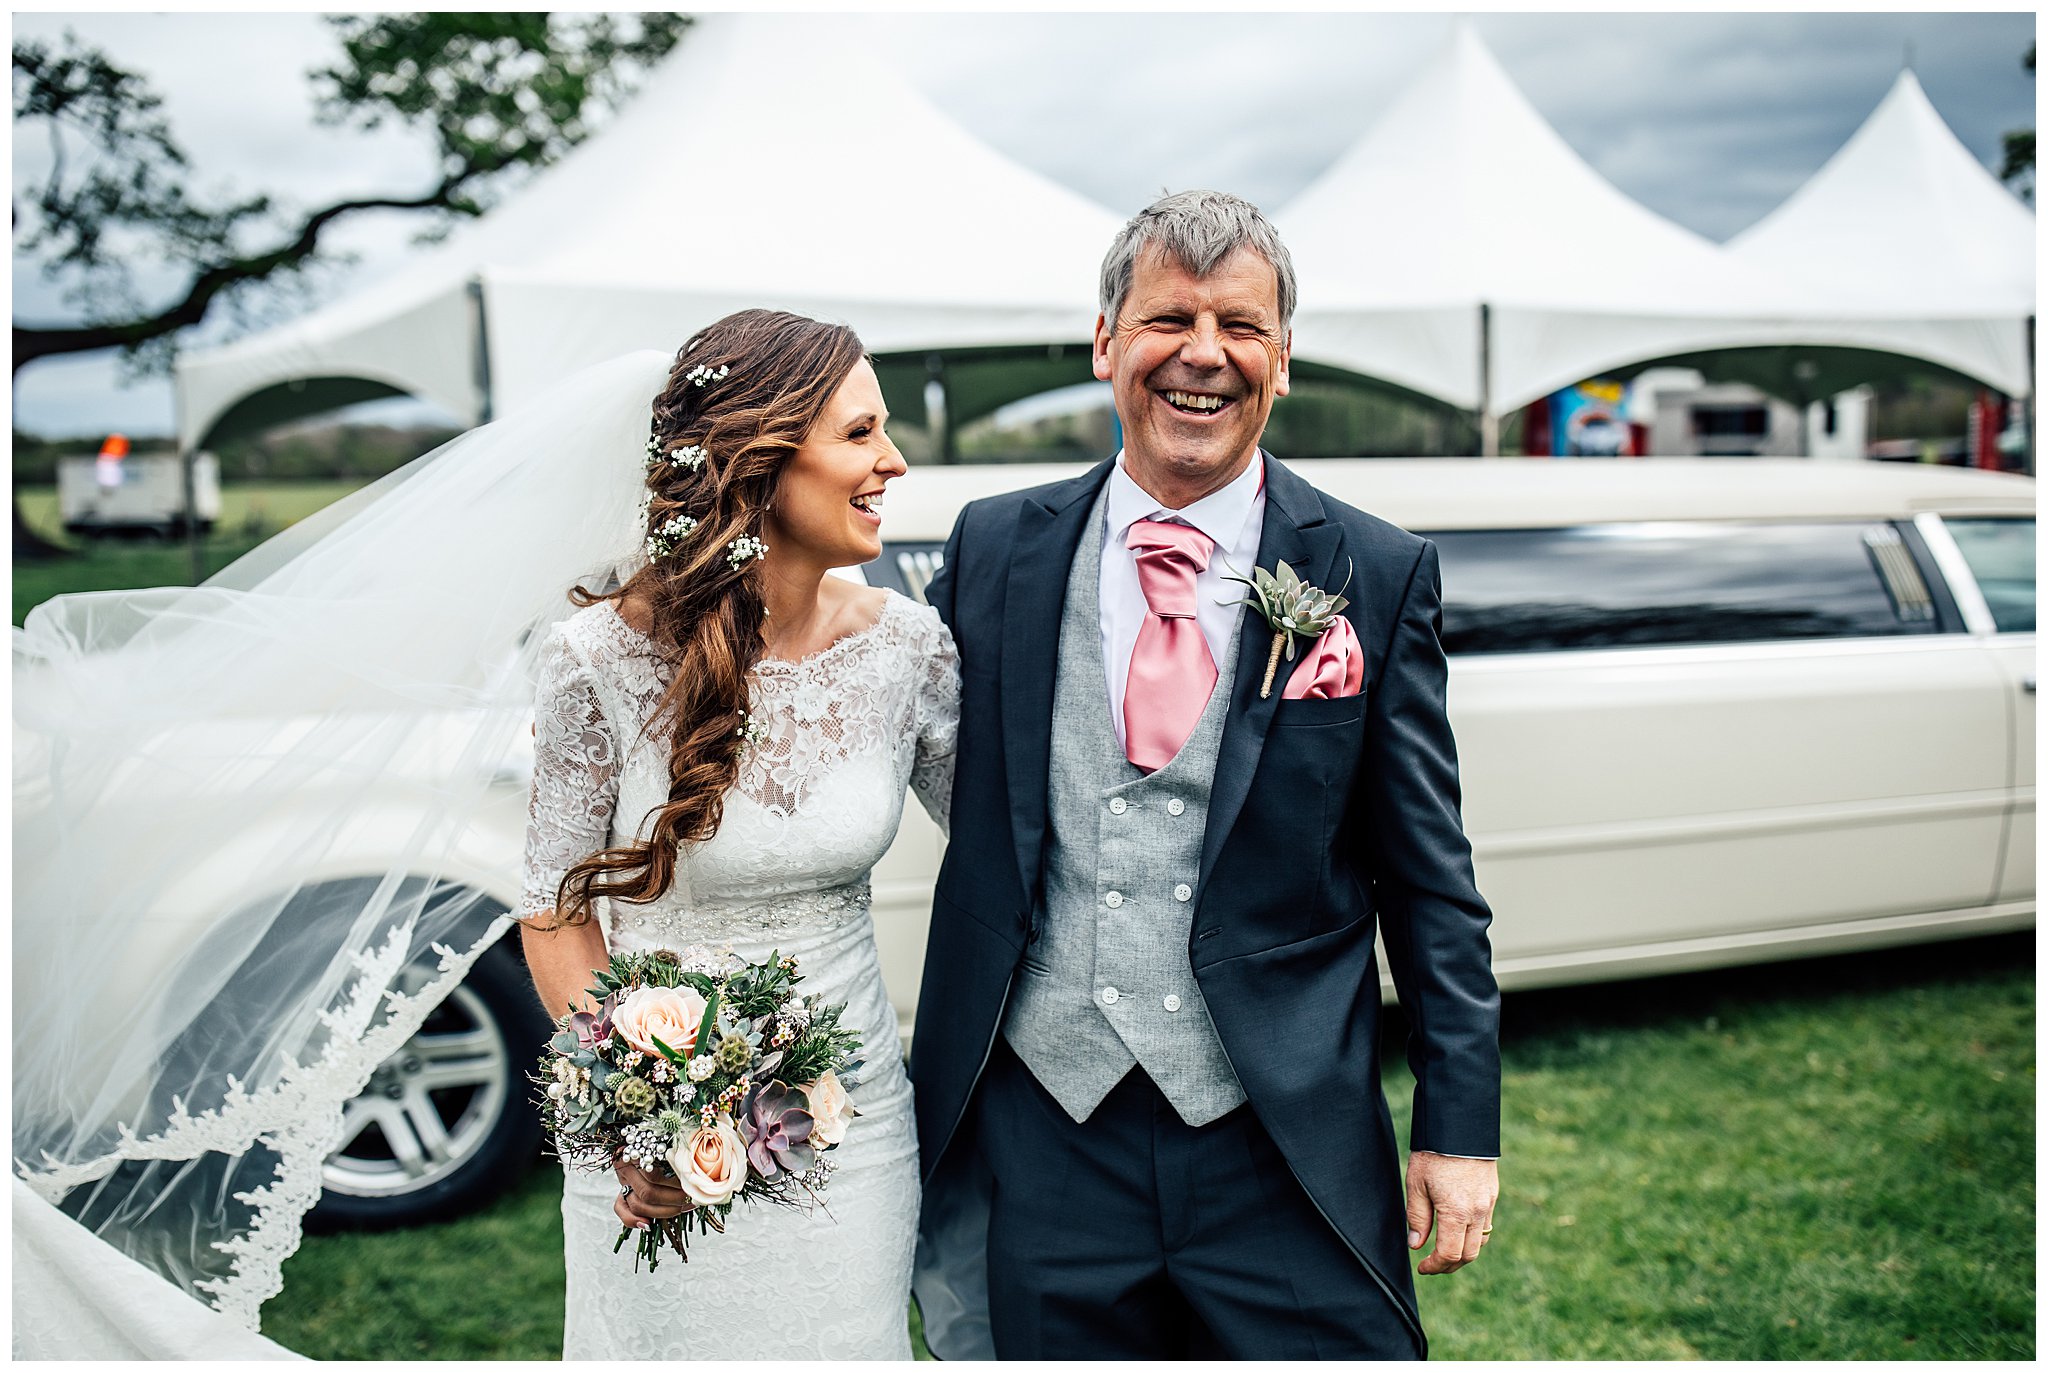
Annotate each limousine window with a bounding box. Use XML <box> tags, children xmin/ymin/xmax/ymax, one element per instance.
<box><xmin>1427</xmin><ymin>521</ymin><xmax>1943</xmax><ymax>656</ymax></box>
<box><xmin>1942</xmin><ymin>517</ymin><xmax>2035</xmax><ymax>634</ymax></box>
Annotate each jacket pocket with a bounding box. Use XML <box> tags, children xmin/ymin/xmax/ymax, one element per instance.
<box><xmin>1269</xmin><ymin>688</ymin><xmax>1367</xmax><ymax>728</ymax></box>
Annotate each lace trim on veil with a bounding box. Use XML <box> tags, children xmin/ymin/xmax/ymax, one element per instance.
<box><xmin>16</xmin><ymin>923</ymin><xmax>508</xmax><ymax>1329</ymax></box>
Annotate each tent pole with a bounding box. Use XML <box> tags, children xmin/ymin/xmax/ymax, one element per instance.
<box><xmin>925</xmin><ymin>353</ymin><xmax>955</xmax><ymax>464</ymax></box>
<box><xmin>1790</xmin><ymin>355</ymin><xmax>1819</xmax><ymax>458</ymax></box>
<box><xmin>182</xmin><ymin>448</ymin><xmax>203</xmax><ymax>586</ymax></box>
<box><xmin>468</xmin><ymin>277</ymin><xmax>495</xmax><ymax>424</ymax></box>
<box><xmin>174</xmin><ymin>384</ymin><xmax>204</xmax><ymax>586</ymax></box>
<box><xmin>1478</xmin><ymin>302</ymin><xmax>1499</xmax><ymax>457</ymax></box>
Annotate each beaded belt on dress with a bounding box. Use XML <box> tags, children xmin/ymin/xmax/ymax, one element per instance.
<box><xmin>613</xmin><ymin>879</ymin><xmax>872</xmax><ymax>947</ymax></box>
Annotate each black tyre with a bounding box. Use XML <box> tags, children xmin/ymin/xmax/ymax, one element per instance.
<box><xmin>306</xmin><ymin>935</ymin><xmax>551</xmax><ymax>1231</ymax></box>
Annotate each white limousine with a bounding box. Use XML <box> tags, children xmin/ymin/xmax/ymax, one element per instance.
<box><xmin>858</xmin><ymin>458</ymin><xmax>2035</xmax><ymax>1009</ymax></box>
<box><xmin>190</xmin><ymin>457</ymin><xmax>2045</xmax><ymax>1227</ymax></box>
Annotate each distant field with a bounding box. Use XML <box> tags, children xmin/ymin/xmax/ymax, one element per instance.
<box><xmin>13</xmin><ymin>481</ymin><xmax>365</xmax><ymax>626</ymax></box>
<box><xmin>16</xmin><ymin>481</ymin><xmax>363</xmax><ymax>545</ymax></box>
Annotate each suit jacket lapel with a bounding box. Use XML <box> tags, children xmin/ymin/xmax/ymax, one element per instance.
<box><xmin>1002</xmin><ymin>457</ymin><xmax>1115</xmax><ymax>906</ymax></box>
<box><xmin>1197</xmin><ymin>454</ymin><xmax>1346</xmax><ymax>898</ymax></box>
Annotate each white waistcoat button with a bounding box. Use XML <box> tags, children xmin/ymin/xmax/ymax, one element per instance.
<box><xmin>1166</xmin><ymin>797</ymin><xmax>1186</xmax><ymax>817</ymax></box>
<box><xmin>1174</xmin><ymin>883</ymin><xmax>1193</xmax><ymax>902</ymax></box>
<box><xmin>1163</xmin><ymin>994</ymin><xmax>1182</xmax><ymax>1012</ymax></box>
<box><xmin>1109</xmin><ymin>797</ymin><xmax>1127</xmax><ymax>815</ymax></box>
<box><xmin>1101</xmin><ymin>986</ymin><xmax>1120</xmax><ymax>1006</ymax></box>
<box><xmin>1105</xmin><ymin>890</ymin><xmax>1124</xmax><ymax>909</ymax></box>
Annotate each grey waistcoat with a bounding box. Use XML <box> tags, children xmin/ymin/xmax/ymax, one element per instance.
<box><xmin>1001</xmin><ymin>485</ymin><xmax>1248</xmax><ymax>1127</ymax></box>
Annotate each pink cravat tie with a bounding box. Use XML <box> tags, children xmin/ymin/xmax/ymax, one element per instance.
<box><xmin>1123</xmin><ymin>518</ymin><xmax>1218</xmax><ymax>773</ymax></box>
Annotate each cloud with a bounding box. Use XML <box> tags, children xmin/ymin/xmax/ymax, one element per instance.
<box><xmin>1476</xmin><ymin>12</ymin><xmax>2034</xmax><ymax>239</ymax></box>
<box><xmin>886</xmin><ymin>11</ymin><xmax>2032</xmax><ymax>237</ymax></box>
<box><xmin>883</xmin><ymin>12</ymin><xmax>1452</xmax><ymax>214</ymax></box>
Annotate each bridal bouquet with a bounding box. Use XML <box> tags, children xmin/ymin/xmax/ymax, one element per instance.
<box><xmin>536</xmin><ymin>946</ymin><xmax>864</xmax><ymax>1269</ymax></box>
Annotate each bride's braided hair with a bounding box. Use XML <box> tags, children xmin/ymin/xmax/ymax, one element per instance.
<box><xmin>550</xmin><ymin>309</ymin><xmax>866</xmax><ymax>928</ymax></box>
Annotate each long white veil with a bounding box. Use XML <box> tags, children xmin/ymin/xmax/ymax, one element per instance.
<box><xmin>13</xmin><ymin>349</ymin><xmax>676</xmax><ymax>1330</ymax></box>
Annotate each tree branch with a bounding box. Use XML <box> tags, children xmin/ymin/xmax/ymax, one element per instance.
<box><xmin>12</xmin><ymin>174</ymin><xmax>473</xmax><ymax>375</ymax></box>
<box><xmin>12</xmin><ymin>16</ymin><xmax>691</xmax><ymax>381</ymax></box>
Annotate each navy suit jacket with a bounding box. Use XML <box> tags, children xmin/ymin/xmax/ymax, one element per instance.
<box><xmin>909</xmin><ymin>453</ymin><xmax>1500</xmax><ymax>1354</ymax></box>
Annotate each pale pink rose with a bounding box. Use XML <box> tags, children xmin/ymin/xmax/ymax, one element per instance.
<box><xmin>803</xmin><ymin>1071</ymin><xmax>857</xmax><ymax>1147</ymax></box>
<box><xmin>611</xmin><ymin>985</ymin><xmax>707</xmax><ymax>1060</ymax></box>
<box><xmin>669</xmin><ymin>1119</ymin><xmax>748</xmax><ymax>1206</ymax></box>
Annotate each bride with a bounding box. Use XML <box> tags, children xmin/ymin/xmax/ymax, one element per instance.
<box><xmin>11</xmin><ymin>310</ymin><xmax>952</xmax><ymax>1359</ymax></box>
<box><xmin>518</xmin><ymin>309</ymin><xmax>955</xmax><ymax>1359</ymax></box>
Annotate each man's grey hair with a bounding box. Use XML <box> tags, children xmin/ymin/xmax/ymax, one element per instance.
<box><xmin>1098</xmin><ymin>189</ymin><xmax>1297</xmax><ymax>333</ymax></box>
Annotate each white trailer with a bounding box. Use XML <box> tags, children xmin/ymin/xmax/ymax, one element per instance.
<box><xmin>59</xmin><ymin>452</ymin><xmax>220</xmax><ymax>537</ymax></box>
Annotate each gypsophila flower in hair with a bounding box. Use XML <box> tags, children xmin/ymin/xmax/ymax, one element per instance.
<box><xmin>647</xmin><ymin>441</ymin><xmax>707</xmax><ymax>473</ymax></box>
<box><xmin>736</xmin><ymin>709</ymin><xmax>770</xmax><ymax>750</ymax></box>
<box><xmin>726</xmin><ymin>534</ymin><xmax>769</xmax><ymax>569</ymax></box>
<box><xmin>644</xmin><ymin>513</ymin><xmax>699</xmax><ymax>562</ymax></box>
<box><xmin>685</xmin><ymin>363</ymin><xmax>730</xmax><ymax>388</ymax></box>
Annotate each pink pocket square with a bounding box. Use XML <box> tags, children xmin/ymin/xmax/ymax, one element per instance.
<box><xmin>1281</xmin><ymin>616</ymin><xmax>1364</xmax><ymax>700</ymax></box>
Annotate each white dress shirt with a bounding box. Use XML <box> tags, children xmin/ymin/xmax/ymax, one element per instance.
<box><xmin>1099</xmin><ymin>451</ymin><xmax>1266</xmax><ymax>751</ymax></box>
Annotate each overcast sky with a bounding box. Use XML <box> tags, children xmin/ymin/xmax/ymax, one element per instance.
<box><xmin>11</xmin><ymin>9</ymin><xmax>2036</xmax><ymax>438</ymax></box>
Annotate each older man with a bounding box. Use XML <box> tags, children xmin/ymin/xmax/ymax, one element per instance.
<box><xmin>911</xmin><ymin>189</ymin><xmax>1500</xmax><ymax>1360</ymax></box>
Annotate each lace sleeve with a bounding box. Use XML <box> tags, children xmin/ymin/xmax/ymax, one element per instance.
<box><xmin>910</xmin><ymin>611</ymin><xmax>960</xmax><ymax>837</ymax></box>
<box><xmin>519</xmin><ymin>625</ymin><xmax>621</xmax><ymax>919</ymax></box>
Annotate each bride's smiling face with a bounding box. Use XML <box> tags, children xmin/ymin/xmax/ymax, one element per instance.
<box><xmin>764</xmin><ymin>359</ymin><xmax>905</xmax><ymax>569</ymax></box>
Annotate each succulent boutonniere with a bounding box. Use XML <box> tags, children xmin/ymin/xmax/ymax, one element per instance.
<box><xmin>1220</xmin><ymin>558</ymin><xmax>1354</xmax><ymax>699</ymax></box>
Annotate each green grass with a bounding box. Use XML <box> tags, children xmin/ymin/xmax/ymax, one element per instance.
<box><xmin>262</xmin><ymin>1166</ymin><xmax>570</xmax><ymax>1360</ymax></box>
<box><xmin>13</xmin><ymin>481</ymin><xmax>365</xmax><ymax>626</ymax></box>
<box><xmin>1406</xmin><ymin>934</ymin><xmax>2034</xmax><ymax>1360</ymax></box>
<box><xmin>257</xmin><ymin>935</ymin><xmax>2034</xmax><ymax>1359</ymax></box>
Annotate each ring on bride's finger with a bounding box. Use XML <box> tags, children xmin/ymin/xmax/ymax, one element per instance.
<box><xmin>620</xmin><ymin>1183</ymin><xmax>634</xmax><ymax>1202</ymax></box>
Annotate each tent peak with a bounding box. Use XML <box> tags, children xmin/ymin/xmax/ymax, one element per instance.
<box><xmin>172</xmin><ymin>11</ymin><xmax>1123</xmax><ymax>452</ymax></box>
<box><xmin>1277</xmin><ymin>15</ymin><xmax>1784</xmax><ymax>316</ymax></box>
<box><xmin>1727</xmin><ymin>58</ymin><xmax>2032</xmax><ymax>316</ymax></box>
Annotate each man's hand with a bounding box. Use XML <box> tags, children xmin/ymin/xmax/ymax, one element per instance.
<box><xmin>1404</xmin><ymin>1151</ymin><xmax>1499</xmax><ymax>1275</ymax></box>
<box><xmin>613</xmin><ymin>1152</ymin><xmax>693</xmax><ymax>1230</ymax></box>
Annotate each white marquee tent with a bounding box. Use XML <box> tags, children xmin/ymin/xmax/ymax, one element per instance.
<box><xmin>1277</xmin><ymin>25</ymin><xmax>2032</xmax><ymax>434</ymax></box>
<box><xmin>1729</xmin><ymin>68</ymin><xmax>2035</xmax><ymax>321</ymax></box>
<box><xmin>178</xmin><ymin>18</ymin><xmax>2032</xmax><ymax>457</ymax></box>
<box><xmin>172</xmin><ymin>13</ymin><xmax>1125</xmax><ymax>454</ymax></box>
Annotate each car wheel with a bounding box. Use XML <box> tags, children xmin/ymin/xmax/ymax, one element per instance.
<box><xmin>307</xmin><ymin>936</ymin><xmax>550</xmax><ymax>1231</ymax></box>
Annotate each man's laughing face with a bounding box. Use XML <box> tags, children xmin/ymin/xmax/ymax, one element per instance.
<box><xmin>1093</xmin><ymin>243</ymin><xmax>1291</xmax><ymax>503</ymax></box>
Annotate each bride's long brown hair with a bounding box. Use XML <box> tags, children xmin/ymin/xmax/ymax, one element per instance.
<box><xmin>550</xmin><ymin>309</ymin><xmax>866</xmax><ymax>928</ymax></box>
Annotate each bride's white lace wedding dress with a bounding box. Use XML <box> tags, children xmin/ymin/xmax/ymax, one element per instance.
<box><xmin>520</xmin><ymin>589</ymin><xmax>957</xmax><ymax>1359</ymax></box>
